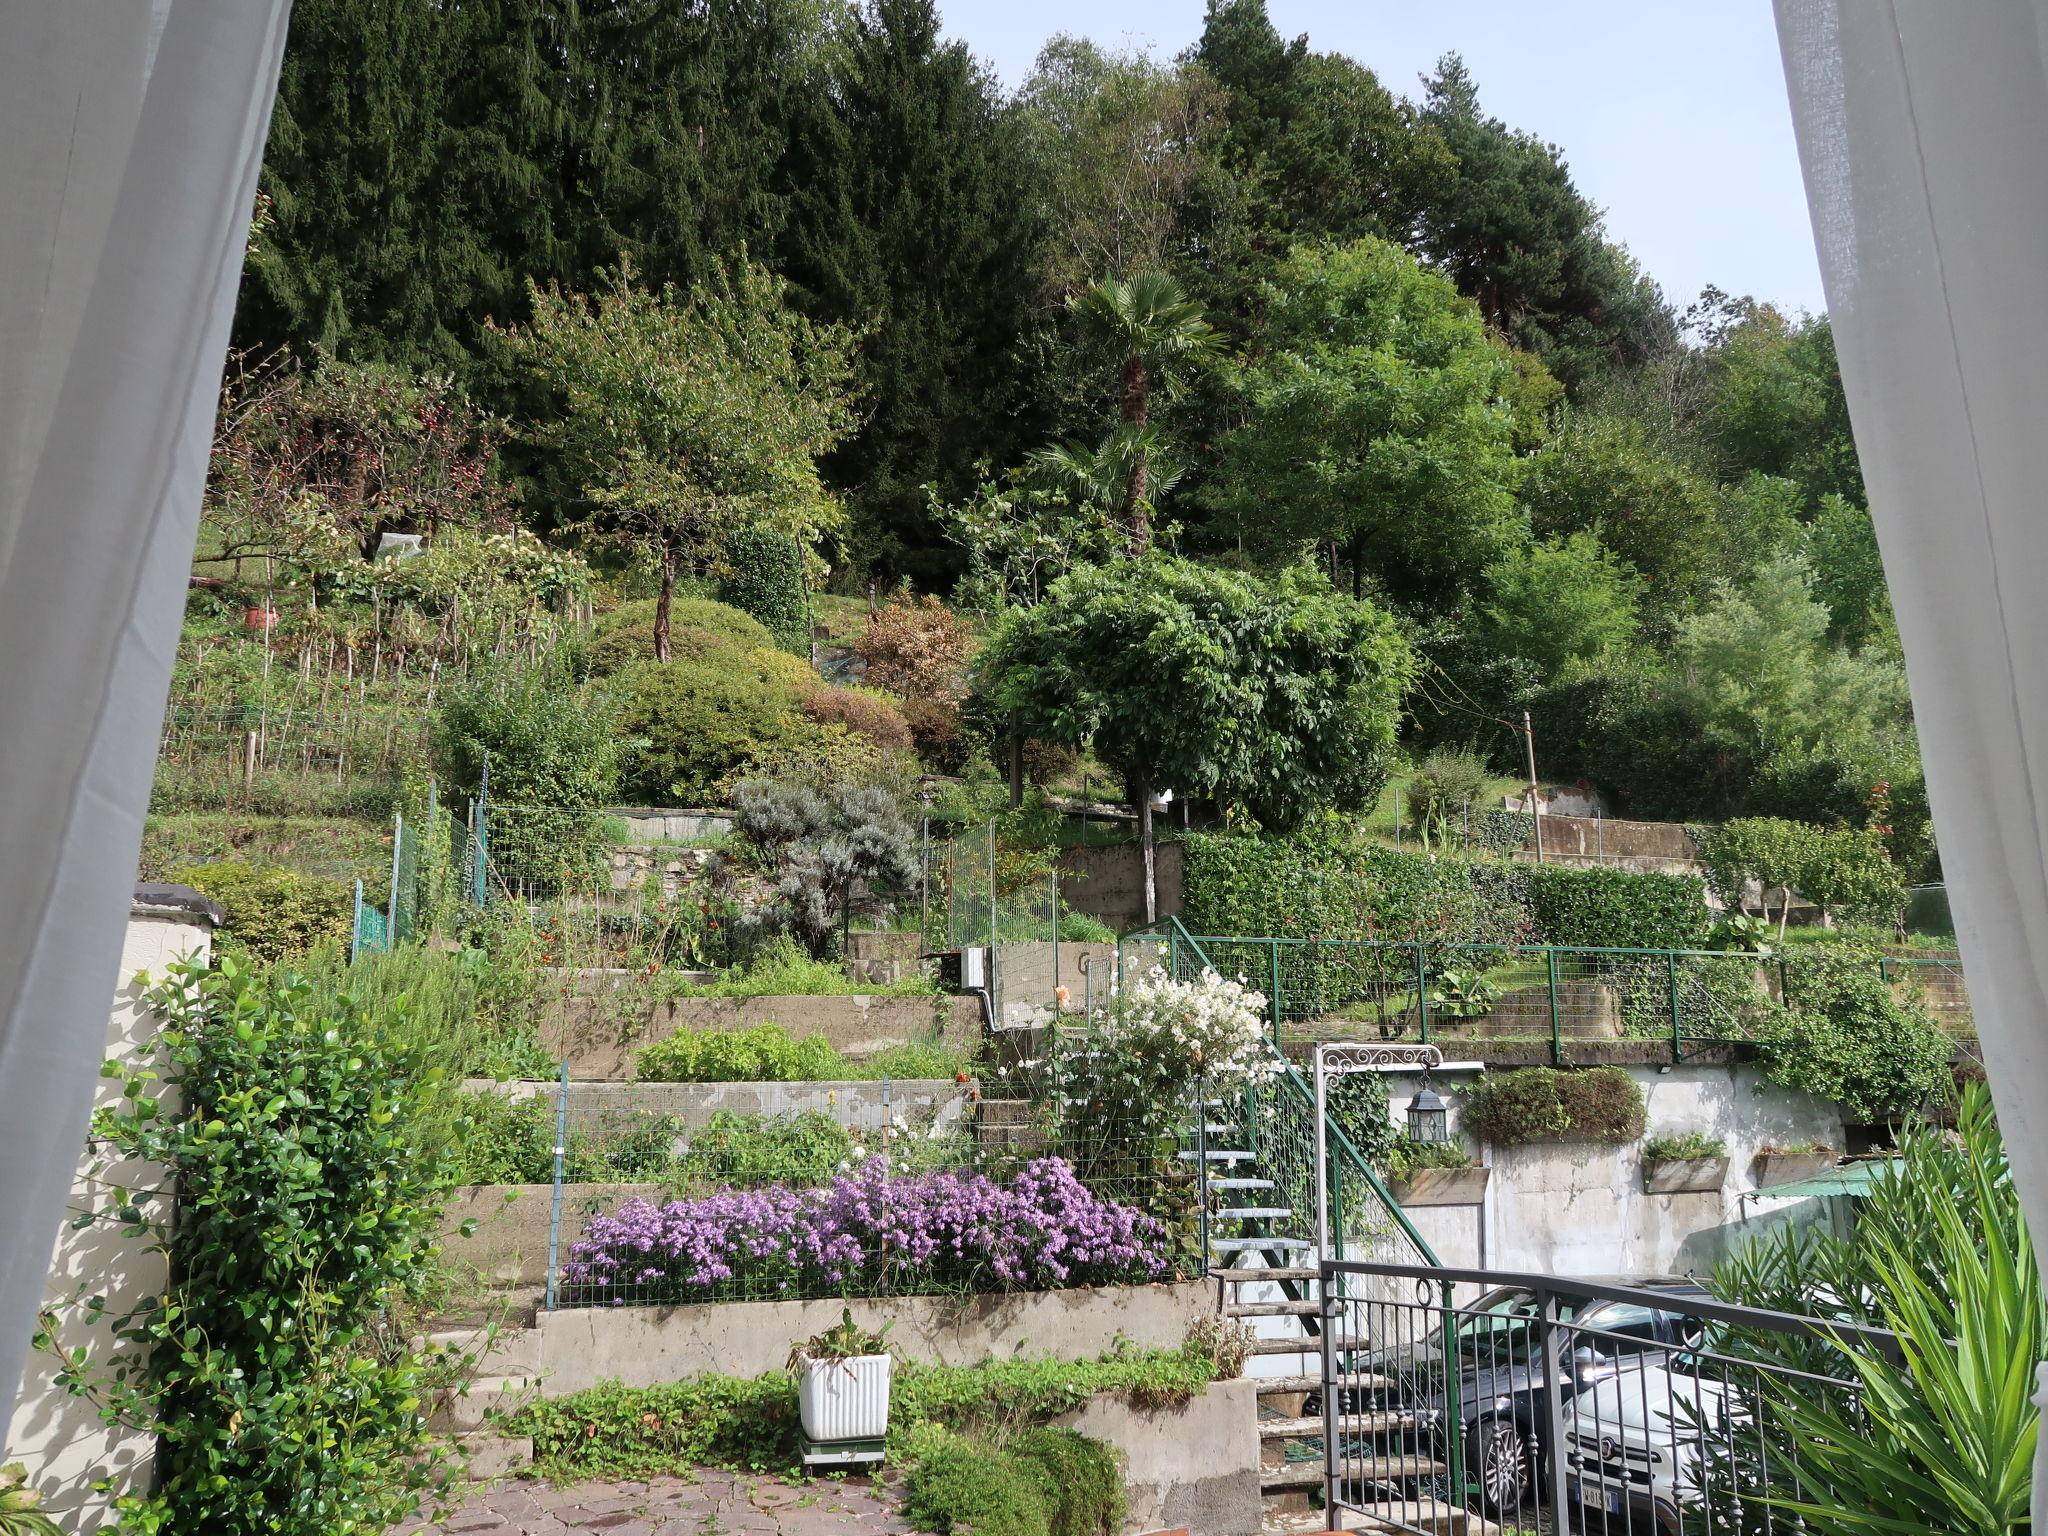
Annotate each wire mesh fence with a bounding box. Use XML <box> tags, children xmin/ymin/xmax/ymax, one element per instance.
<box><xmin>539</xmin><ymin>1061</ymin><xmax>1207</xmax><ymax>1309</ymax></box>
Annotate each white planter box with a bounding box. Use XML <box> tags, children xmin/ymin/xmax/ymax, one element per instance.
<box><xmin>796</xmin><ymin>1353</ymin><xmax>892</xmax><ymax>1442</ymax></box>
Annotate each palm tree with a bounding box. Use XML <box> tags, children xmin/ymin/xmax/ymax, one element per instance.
<box><xmin>1068</xmin><ymin>274</ymin><xmax>1222</xmax><ymax>550</ymax></box>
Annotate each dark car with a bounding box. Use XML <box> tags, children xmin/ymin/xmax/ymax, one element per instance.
<box><xmin>1325</xmin><ymin>1278</ymin><xmax>1712</xmax><ymax>1513</ymax></box>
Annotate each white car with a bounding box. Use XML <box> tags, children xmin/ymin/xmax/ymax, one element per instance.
<box><xmin>1561</xmin><ymin>1353</ymin><xmax>1733</xmax><ymax>1532</ymax></box>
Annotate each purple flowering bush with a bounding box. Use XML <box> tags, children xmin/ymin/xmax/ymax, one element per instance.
<box><xmin>561</xmin><ymin>1155</ymin><xmax>1171</xmax><ymax>1305</ymax></box>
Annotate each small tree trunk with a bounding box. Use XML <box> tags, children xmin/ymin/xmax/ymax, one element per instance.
<box><xmin>1138</xmin><ymin>773</ymin><xmax>1157</xmax><ymax>924</ymax></box>
<box><xmin>1121</xmin><ymin>357</ymin><xmax>1150</xmax><ymax>553</ymax></box>
<box><xmin>654</xmin><ymin>537</ymin><xmax>676</xmax><ymax>663</ymax></box>
<box><xmin>1008</xmin><ymin>714</ymin><xmax>1024</xmax><ymax>808</ymax></box>
<box><xmin>1350</xmin><ymin>532</ymin><xmax>1366</xmax><ymax>600</ymax></box>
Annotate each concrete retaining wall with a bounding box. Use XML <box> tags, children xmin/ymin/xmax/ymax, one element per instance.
<box><xmin>472</xmin><ymin>1077</ymin><xmax>974</xmax><ymax>1137</ymax></box>
<box><xmin>1376</xmin><ymin>1060</ymin><xmax>1847</xmax><ymax>1279</ymax></box>
<box><xmin>533</xmin><ymin>1279</ymin><xmax>1217</xmax><ymax>1391</ymax></box>
<box><xmin>537</xmin><ymin>993</ymin><xmax>981</xmax><ymax>1079</ymax></box>
<box><xmin>995</xmin><ymin>942</ymin><xmax>1116</xmax><ymax>1023</ymax></box>
<box><xmin>442</xmin><ymin>1183</ymin><xmax>662</xmax><ymax>1288</ymax></box>
<box><xmin>1059</xmin><ymin>842</ymin><xmax>1185</xmax><ymax>929</ymax></box>
<box><xmin>607</xmin><ymin>808</ymin><xmax>734</xmax><ymax>842</ymax></box>
<box><xmin>1053</xmin><ymin>1377</ymin><xmax>1261</xmax><ymax>1536</ymax></box>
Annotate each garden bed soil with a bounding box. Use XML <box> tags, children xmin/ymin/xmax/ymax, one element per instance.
<box><xmin>537</xmin><ymin>993</ymin><xmax>981</xmax><ymax>1079</ymax></box>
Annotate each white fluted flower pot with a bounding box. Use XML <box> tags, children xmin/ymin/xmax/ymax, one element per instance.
<box><xmin>796</xmin><ymin>1353</ymin><xmax>892</xmax><ymax>1443</ymax></box>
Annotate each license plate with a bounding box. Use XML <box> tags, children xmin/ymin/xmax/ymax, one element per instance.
<box><xmin>1607</xmin><ymin>1488</ymin><xmax>1627</xmax><ymax>1516</ymax></box>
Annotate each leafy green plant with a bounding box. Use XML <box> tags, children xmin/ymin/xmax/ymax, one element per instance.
<box><xmin>1383</xmin><ymin>1136</ymin><xmax>1475</xmax><ymax>1181</ymax></box>
<box><xmin>1403</xmin><ymin>748</ymin><xmax>1493</xmax><ymax>846</ymax></box>
<box><xmin>0</xmin><ymin>1465</ymin><xmax>61</xmax><ymax>1536</ymax></box>
<box><xmin>902</xmin><ymin>1425</ymin><xmax>1054</xmax><ymax>1536</ymax></box>
<box><xmin>1758</xmin><ymin>957</ymin><xmax>1953</xmax><ymax>1122</ymax></box>
<box><xmin>1712</xmin><ymin>1088</ymin><xmax>2038</xmax><ymax>1535</ymax></box>
<box><xmin>789</xmin><ymin>1308</ymin><xmax>892</xmax><ymax>1368</ymax></box>
<box><xmin>1642</xmin><ymin>1130</ymin><xmax>1726</xmax><ymax>1164</ymax></box>
<box><xmin>1460</xmin><ymin>1066</ymin><xmax>1646</xmax><ymax>1147</ymax></box>
<box><xmin>1710</xmin><ymin>914</ymin><xmax>1777</xmax><ymax>955</ymax></box>
<box><xmin>64</xmin><ymin>959</ymin><xmax>460</xmax><ymax>1534</ymax></box>
<box><xmin>635</xmin><ymin>1022</ymin><xmax>845</xmax><ymax>1083</ymax></box>
<box><xmin>1428</xmin><ymin>968</ymin><xmax>1499</xmax><ymax>1018</ymax></box>
<box><xmin>717</xmin><ymin>524</ymin><xmax>812</xmax><ymax>653</ymax></box>
<box><xmin>165</xmin><ymin>860</ymin><xmax>351</xmax><ymax>963</ymax></box>
<box><xmin>1523</xmin><ymin>864</ymin><xmax>1711</xmax><ymax>949</ymax></box>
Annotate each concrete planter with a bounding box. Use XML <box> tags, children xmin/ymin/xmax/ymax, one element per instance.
<box><xmin>796</xmin><ymin>1353</ymin><xmax>892</xmax><ymax>1442</ymax></box>
<box><xmin>1753</xmin><ymin>1150</ymin><xmax>1835</xmax><ymax>1188</ymax></box>
<box><xmin>1389</xmin><ymin>1166</ymin><xmax>1491</xmax><ymax>1206</ymax></box>
<box><xmin>1643</xmin><ymin>1156</ymin><xmax>1729</xmax><ymax>1194</ymax></box>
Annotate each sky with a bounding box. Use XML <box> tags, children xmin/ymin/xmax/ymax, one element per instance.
<box><xmin>940</xmin><ymin>0</ymin><xmax>1828</xmax><ymax>319</ymax></box>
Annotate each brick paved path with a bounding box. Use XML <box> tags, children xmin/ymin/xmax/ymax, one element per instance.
<box><xmin>396</xmin><ymin>1469</ymin><xmax>915</xmax><ymax>1536</ymax></box>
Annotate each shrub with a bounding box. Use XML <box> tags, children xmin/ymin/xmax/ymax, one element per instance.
<box><xmin>676</xmin><ymin>1109</ymin><xmax>854</xmax><ymax>1189</ymax></box>
<box><xmin>903</xmin><ymin>1426</ymin><xmax>1053</xmax><ymax>1536</ymax></box>
<box><xmin>715</xmin><ymin>525</ymin><xmax>811</xmax><ymax>653</ymax></box>
<box><xmin>586</xmin><ymin>597</ymin><xmax>776</xmax><ymax>674</ymax></box>
<box><xmin>855</xmin><ymin>593</ymin><xmax>976</xmax><ymax>701</ymax></box>
<box><xmin>1403</xmin><ymin>748</ymin><xmax>1493</xmax><ymax>838</ymax></box>
<box><xmin>610</xmin><ymin>659</ymin><xmax>798</xmax><ymax>805</ymax></box>
<box><xmin>78</xmin><ymin>961</ymin><xmax>458</xmax><ymax>1533</ymax></box>
<box><xmin>1005</xmin><ymin>1427</ymin><xmax>1125</xmax><ymax>1536</ymax></box>
<box><xmin>799</xmin><ymin>687</ymin><xmax>913</xmax><ymax>751</ymax></box>
<box><xmin>1698</xmin><ymin>816</ymin><xmax>1905</xmax><ymax>931</ymax></box>
<box><xmin>1643</xmin><ymin>1130</ymin><xmax>1726</xmax><ymax>1163</ymax></box>
<box><xmin>732</xmin><ymin>778</ymin><xmax>921</xmax><ymax>953</ymax></box>
<box><xmin>167</xmin><ymin>860</ymin><xmax>351</xmax><ymax>962</ymax></box>
<box><xmin>635</xmin><ymin>1021</ymin><xmax>845</xmax><ymax>1083</ymax></box>
<box><xmin>903</xmin><ymin>696</ymin><xmax>974</xmax><ymax>773</ymax></box>
<box><xmin>1383</xmin><ymin>1136</ymin><xmax>1475</xmax><ymax>1180</ymax></box>
<box><xmin>436</xmin><ymin>659</ymin><xmax>621</xmax><ymax>889</ymax></box>
<box><xmin>1524</xmin><ymin>865</ymin><xmax>1711</xmax><ymax>949</ymax></box>
<box><xmin>1460</xmin><ymin>1066</ymin><xmax>1646</xmax><ymax>1146</ymax></box>
<box><xmin>1760</xmin><ymin>957</ymin><xmax>1954</xmax><ymax>1121</ymax></box>
<box><xmin>561</xmin><ymin>1157</ymin><xmax>1170</xmax><ymax>1302</ymax></box>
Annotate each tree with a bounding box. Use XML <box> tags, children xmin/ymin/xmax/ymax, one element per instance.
<box><xmin>1480</xmin><ymin>532</ymin><xmax>1641</xmax><ymax>680</ymax></box>
<box><xmin>1064</xmin><ymin>274</ymin><xmax>1225</xmax><ymax>550</ymax></box>
<box><xmin>1211</xmin><ymin>238</ymin><xmax>1523</xmax><ymax>605</ymax></box>
<box><xmin>1706</xmin><ymin>308</ymin><xmax>1864</xmax><ymax>507</ymax></box>
<box><xmin>1805</xmin><ymin>493</ymin><xmax>1894</xmax><ymax>647</ymax></box>
<box><xmin>499</xmin><ymin>258</ymin><xmax>856</xmax><ymax>660</ymax></box>
<box><xmin>975</xmin><ymin>556</ymin><xmax>1414</xmax><ymax>919</ymax></box>
<box><xmin>776</xmin><ymin>0</ymin><xmax>1047</xmax><ymax>586</ymax></box>
<box><xmin>1419</xmin><ymin>55</ymin><xmax>1672</xmax><ymax>392</ymax></box>
<box><xmin>1520</xmin><ymin>413</ymin><xmax>1724</xmax><ymax>620</ymax></box>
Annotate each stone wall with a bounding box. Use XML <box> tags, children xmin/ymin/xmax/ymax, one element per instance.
<box><xmin>1515</xmin><ymin>814</ymin><xmax>1704</xmax><ymax>875</ymax></box>
<box><xmin>473</xmin><ymin>1077</ymin><xmax>975</xmax><ymax>1137</ymax></box>
<box><xmin>1052</xmin><ymin>1378</ymin><xmax>1261</xmax><ymax>1536</ymax></box>
<box><xmin>1059</xmin><ymin>842</ymin><xmax>1185</xmax><ymax>929</ymax></box>
<box><xmin>606</xmin><ymin>808</ymin><xmax>734</xmax><ymax>843</ymax></box>
<box><xmin>536</xmin><ymin>993</ymin><xmax>982</xmax><ymax>1079</ymax></box>
<box><xmin>8</xmin><ymin>888</ymin><xmax>222</xmax><ymax>1527</ymax></box>
<box><xmin>532</xmin><ymin>1279</ymin><xmax>1218</xmax><ymax>1391</ymax></box>
<box><xmin>1373</xmin><ymin>1058</ymin><xmax>1850</xmax><ymax>1280</ymax></box>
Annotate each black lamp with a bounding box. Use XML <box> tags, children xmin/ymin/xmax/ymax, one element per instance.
<box><xmin>1405</xmin><ymin>1082</ymin><xmax>1449</xmax><ymax>1144</ymax></box>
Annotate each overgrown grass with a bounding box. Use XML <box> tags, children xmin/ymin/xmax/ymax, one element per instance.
<box><xmin>659</xmin><ymin>942</ymin><xmax>938</xmax><ymax>999</ymax></box>
<box><xmin>514</xmin><ymin>1341</ymin><xmax>1224</xmax><ymax>1482</ymax></box>
<box><xmin>633</xmin><ymin>1020</ymin><xmax>972</xmax><ymax>1084</ymax></box>
<box><xmin>141</xmin><ymin>811</ymin><xmax>391</xmax><ymax>885</ymax></box>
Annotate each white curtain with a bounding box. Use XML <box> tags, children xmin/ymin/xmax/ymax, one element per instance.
<box><xmin>0</xmin><ymin>0</ymin><xmax>291</xmax><ymax>1424</ymax></box>
<box><xmin>1774</xmin><ymin>0</ymin><xmax>2048</xmax><ymax>1488</ymax></box>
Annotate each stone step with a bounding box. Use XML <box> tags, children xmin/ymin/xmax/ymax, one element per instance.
<box><xmin>455</xmin><ymin>1431</ymin><xmax>533</xmax><ymax>1481</ymax></box>
<box><xmin>1180</xmin><ymin>1149</ymin><xmax>1257</xmax><ymax>1162</ymax></box>
<box><xmin>1222</xmin><ymin>1266</ymin><xmax>1319</xmax><ymax>1284</ymax></box>
<box><xmin>1256</xmin><ymin>1372</ymin><xmax>1396</xmax><ymax>1395</ymax></box>
<box><xmin>1218</xmin><ymin>1207</ymin><xmax>1294</xmax><ymax>1221</ymax></box>
<box><xmin>1210</xmin><ymin>1235</ymin><xmax>1313</xmax><ymax>1254</ymax></box>
<box><xmin>1258</xmin><ymin>1411</ymin><xmax>1417</xmax><ymax>1440</ymax></box>
<box><xmin>426</xmin><ymin>1324</ymin><xmax>542</xmax><ymax>1377</ymax></box>
<box><xmin>1343</xmin><ymin>1501</ymin><xmax>1502</xmax><ymax>1535</ymax></box>
<box><xmin>1260</xmin><ymin>1454</ymin><xmax>1448</xmax><ymax>1492</ymax></box>
<box><xmin>431</xmin><ymin>1375</ymin><xmax>541</xmax><ymax>1433</ymax></box>
<box><xmin>1210</xmin><ymin>1177</ymin><xmax>1277</xmax><ymax>1191</ymax></box>
<box><xmin>1228</xmin><ymin>1300</ymin><xmax>1323</xmax><ymax>1318</ymax></box>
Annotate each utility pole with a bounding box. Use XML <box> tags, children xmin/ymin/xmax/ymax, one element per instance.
<box><xmin>1522</xmin><ymin>710</ymin><xmax>1545</xmax><ymax>863</ymax></box>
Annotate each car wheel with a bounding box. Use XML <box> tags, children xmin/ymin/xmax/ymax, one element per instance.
<box><xmin>1466</xmin><ymin>1417</ymin><xmax>1528</xmax><ymax>1513</ymax></box>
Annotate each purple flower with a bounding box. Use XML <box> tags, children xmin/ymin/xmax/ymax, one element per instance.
<box><xmin>559</xmin><ymin>1156</ymin><xmax>1170</xmax><ymax>1305</ymax></box>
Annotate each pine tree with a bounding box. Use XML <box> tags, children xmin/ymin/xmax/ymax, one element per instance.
<box><xmin>776</xmin><ymin>0</ymin><xmax>1049</xmax><ymax>587</ymax></box>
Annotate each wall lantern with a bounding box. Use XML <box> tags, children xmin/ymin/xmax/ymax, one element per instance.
<box><xmin>1405</xmin><ymin>1083</ymin><xmax>1450</xmax><ymax>1145</ymax></box>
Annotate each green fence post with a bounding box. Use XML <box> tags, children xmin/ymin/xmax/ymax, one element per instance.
<box><xmin>1547</xmin><ymin>948</ymin><xmax>1563</xmax><ymax>1066</ymax></box>
<box><xmin>386</xmin><ymin>811</ymin><xmax>403</xmax><ymax>943</ymax></box>
<box><xmin>1414</xmin><ymin>943</ymin><xmax>1431</xmax><ymax>1042</ymax></box>
<box><xmin>1269</xmin><ymin>939</ymin><xmax>1283</xmax><ymax>1049</ymax></box>
<box><xmin>1667</xmin><ymin>951</ymin><xmax>1682</xmax><ymax>1063</ymax></box>
<box><xmin>1879</xmin><ymin>955</ymin><xmax>1891</xmax><ymax>985</ymax></box>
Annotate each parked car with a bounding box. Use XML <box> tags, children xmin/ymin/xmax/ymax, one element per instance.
<box><xmin>1562</xmin><ymin>1351</ymin><xmax>1733</xmax><ymax>1532</ymax></box>
<box><xmin>1329</xmin><ymin>1278</ymin><xmax>1712</xmax><ymax>1513</ymax></box>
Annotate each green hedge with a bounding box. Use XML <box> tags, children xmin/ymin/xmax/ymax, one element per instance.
<box><xmin>1180</xmin><ymin>830</ymin><xmax>1709</xmax><ymax>952</ymax></box>
<box><xmin>1524</xmin><ymin>865</ymin><xmax>1711</xmax><ymax>949</ymax></box>
<box><xmin>715</xmin><ymin>526</ymin><xmax>810</xmax><ymax>654</ymax></box>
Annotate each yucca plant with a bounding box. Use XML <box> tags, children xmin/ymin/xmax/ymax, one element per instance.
<box><xmin>1713</xmin><ymin>1086</ymin><xmax>2040</xmax><ymax>1534</ymax></box>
